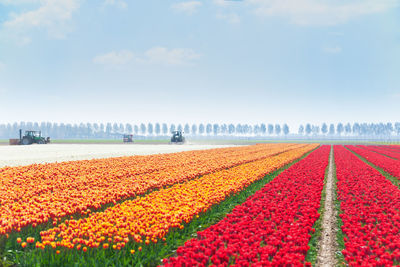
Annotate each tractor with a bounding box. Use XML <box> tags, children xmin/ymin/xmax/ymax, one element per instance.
<box><xmin>170</xmin><ymin>130</ymin><xmax>185</xmax><ymax>144</ymax></box>
<box><xmin>123</xmin><ymin>134</ymin><xmax>133</xmax><ymax>143</ymax></box>
<box><xmin>19</xmin><ymin>129</ymin><xmax>50</xmax><ymax>145</ymax></box>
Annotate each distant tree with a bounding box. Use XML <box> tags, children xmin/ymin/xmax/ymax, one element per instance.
<box><xmin>260</xmin><ymin>123</ymin><xmax>266</xmax><ymax>136</ymax></box>
<box><xmin>305</xmin><ymin>124</ymin><xmax>312</xmax><ymax>135</ymax></box>
<box><xmin>40</xmin><ymin>122</ymin><xmax>46</xmax><ymax>134</ymax></box>
<box><xmin>20</xmin><ymin>121</ymin><xmax>26</xmax><ymax>131</ymax></box>
<box><xmin>206</xmin><ymin>124</ymin><xmax>212</xmax><ymax>135</ymax></box>
<box><xmin>162</xmin><ymin>123</ymin><xmax>168</xmax><ymax>135</ymax></box>
<box><xmin>213</xmin><ymin>124</ymin><xmax>219</xmax><ymax>136</ymax></box>
<box><xmin>134</xmin><ymin>125</ymin><xmax>139</xmax><ymax>135</ymax></box>
<box><xmin>78</xmin><ymin>123</ymin><xmax>85</xmax><ymax>138</ymax></box>
<box><xmin>360</xmin><ymin>123</ymin><xmax>368</xmax><ymax>136</ymax></box>
<box><xmin>124</xmin><ymin>123</ymin><xmax>132</xmax><ymax>134</ymax></box>
<box><xmin>228</xmin><ymin>124</ymin><xmax>235</xmax><ymax>135</ymax></box>
<box><xmin>191</xmin><ymin>124</ymin><xmax>197</xmax><ymax>135</ymax></box>
<box><xmin>199</xmin><ymin>124</ymin><xmax>205</xmax><ymax>135</ymax></box>
<box><xmin>220</xmin><ymin>124</ymin><xmax>227</xmax><ymax>135</ymax></box>
<box><xmin>72</xmin><ymin>124</ymin><xmax>78</xmax><ymax>138</ymax></box>
<box><xmin>177</xmin><ymin>124</ymin><xmax>183</xmax><ymax>132</ymax></box>
<box><xmin>169</xmin><ymin>124</ymin><xmax>176</xmax><ymax>133</ymax></box>
<box><xmin>155</xmin><ymin>123</ymin><xmax>161</xmax><ymax>135</ymax></box>
<box><xmin>321</xmin><ymin>123</ymin><xmax>328</xmax><ymax>135</ymax></box>
<box><xmin>87</xmin><ymin>123</ymin><xmax>93</xmax><ymax>138</ymax></box>
<box><xmin>50</xmin><ymin>122</ymin><xmax>57</xmax><ymax>138</ymax></box>
<box><xmin>242</xmin><ymin>124</ymin><xmax>248</xmax><ymax>135</ymax></box>
<box><xmin>352</xmin><ymin>123</ymin><xmax>360</xmax><ymax>136</ymax></box>
<box><xmin>283</xmin><ymin>124</ymin><xmax>289</xmax><ymax>135</ymax></box>
<box><xmin>93</xmin><ymin>123</ymin><xmax>99</xmax><ymax>132</ymax></box>
<box><xmin>395</xmin><ymin>122</ymin><xmax>400</xmax><ymax>136</ymax></box>
<box><xmin>386</xmin><ymin>122</ymin><xmax>394</xmax><ymax>136</ymax></box>
<box><xmin>147</xmin><ymin>123</ymin><xmax>153</xmax><ymax>135</ymax></box>
<box><xmin>119</xmin><ymin>123</ymin><xmax>124</xmax><ymax>134</ymax></box>
<box><xmin>312</xmin><ymin>125</ymin><xmax>320</xmax><ymax>135</ymax></box>
<box><xmin>329</xmin><ymin>124</ymin><xmax>335</xmax><ymax>135</ymax></box>
<box><xmin>106</xmin><ymin>123</ymin><xmax>112</xmax><ymax>137</ymax></box>
<box><xmin>253</xmin><ymin>125</ymin><xmax>260</xmax><ymax>135</ymax></box>
<box><xmin>184</xmin><ymin>123</ymin><xmax>190</xmax><ymax>134</ymax></box>
<box><xmin>46</xmin><ymin>122</ymin><xmax>53</xmax><ymax>136</ymax></box>
<box><xmin>267</xmin><ymin>124</ymin><xmax>274</xmax><ymax>135</ymax></box>
<box><xmin>298</xmin><ymin>125</ymin><xmax>304</xmax><ymax>135</ymax></box>
<box><xmin>100</xmin><ymin>123</ymin><xmax>105</xmax><ymax>135</ymax></box>
<box><xmin>6</xmin><ymin>123</ymin><xmax>12</xmax><ymax>138</ymax></box>
<box><xmin>0</xmin><ymin>124</ymin><xmax>5</xmax><ymax>138</ymax></box>
<box><xmin>236</xmin><ymin>124</ymin><xmax>242</xmax><ymax>135</ymax></box>
<box><xmin>26</xmin><ymin>121</ymin><xmax>33</xmax><ymax>130</ymax></box>
<box><xmin>337</xmin><ymin>123</ymin><xmax>344</xmax><ymax>135</ymax></box>
<box><xmin>112</xmin><ymin>123</ymin><xmax>119</xmax><ymax>134</ymax></box>
<box><xmin>275</xmin><ymin>124</ymin><xmax>281</xmax><ymax>135</ymax></box>
<box><xmin>140</xmin><ymin>123</ymin><xmax>146</xmax><ymax>135</ymax></box>
<box><xmin>345</xmin><ymin>123</ymin><xmax>351</xmax><ymax>135</ymax></box>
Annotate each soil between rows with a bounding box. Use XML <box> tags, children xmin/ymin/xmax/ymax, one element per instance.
<box><xmin>316</xmin><ymin>146</ymin><xmax>338</xmax><ymax>266</ymax></box>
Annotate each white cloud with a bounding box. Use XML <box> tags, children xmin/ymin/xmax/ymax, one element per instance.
<box><xmin>1</xmin><ymin>0</ymin><xmax>81</xmax><ymax>44</ymax></box>
<box><xmin>171</xmin><ymin>1</ymin><xmax>202</xmax><ymax>15</ymax></box>
<box><xmin>216</xmin><ymin>13</ymin><xmax>241</xmax><ymax>24</ymax></box>
<box><xmin>141</xmin><ymin>47</ymin><xmax>201</xmax><ymax>66</ymax></box>
<box><xmin>247</xmin><ymin>0</ymin><xmax>399</xmax><ymax>26</ymax></box>
<box><xmin>94</xmin><ymin>47</ymin><xmax>201</xmax><ymax>67</ymax></box>
<box><xmin>93</xmin><ymin>50</ymin><xmax>134</xmax><ymax>66</ymax></box>
<box><xmin>323</xmin><ymin>46</ymin><xmax>342</xmax><ymax>54</ymax></box>
<box><xmin>213</xmin><ymin>0</ymin><xmax>232</xmax><ymax>7</ymax></box>
<box><xmin>103</xmin><ymin>0</ymin><xmax>127</xmax><ymax>9</ymax></box>
<box><xmin>0</xmin><ymin>0</ymin><xmax>38</xmax><ymax>4</ymax></box>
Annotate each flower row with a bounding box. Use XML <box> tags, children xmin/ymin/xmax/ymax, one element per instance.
<box><xmin>335</xmin><ymin>145</ymin><xmax>400</xmax><ymax>266</ymax></box>
<box><xmin>163</xmin><ymin>145</ymin><xmax>330</xmax><ymax>266</ymax></box>
<box><xmin>358</xmin><ymin>145</ymin><xmax>400</xmax><ymax>160</ymax></box>
<box><xmin>389</xmin><ymin>145</ymin><xmax>400</xmax><ymax>152</ymax></box>
<box><xmin>35</xmin><ymin>144</ymin><xmax>318</xmax><ymax>253</ymax></box>
<box><xmin>346</xmin><ymin>145</ymin><xmax>400</xmax><ymax>178</ymax></box>
<box><xmin>0</xmin><ymin>144</ymin><xmax>303</xmax><ymax>235</ymax></box>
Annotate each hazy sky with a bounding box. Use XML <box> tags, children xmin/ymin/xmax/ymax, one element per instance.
<box><xmin>0</xmin><ymin>0</ymin><xmax>399</xmax><ymax>129</ymax></box>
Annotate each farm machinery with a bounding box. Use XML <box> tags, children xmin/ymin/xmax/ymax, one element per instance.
<box><xmin>123</xmin><ymin>134</ymin><xmax>133</xmax><ymax>143</ymax></box>
<box><xmin>170</xmin><ymin>130</ymin><xmax>185</xmax><ymax>144</ymax></box>
<box><xmin>11</xmin><ymin>129</ymin><xmax>51</xmax><ymax>145</ymax></box>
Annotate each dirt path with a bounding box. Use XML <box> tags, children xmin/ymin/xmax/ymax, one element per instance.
<box><xmin>316</xmin><ymin>146</ymin><xmax>338</xmax><ymax>266</ymax></box>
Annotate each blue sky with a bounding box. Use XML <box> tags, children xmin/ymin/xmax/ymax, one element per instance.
<box><xmin>0</xmin><ymin>0</ymin><xmax>399</xmax><ymax>129</ymax></box>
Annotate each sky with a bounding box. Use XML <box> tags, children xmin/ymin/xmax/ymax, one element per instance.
<box><xmin>0</xmin><ymin>0</ymin><xmax>399</xmax><ymax>129</ymax></box>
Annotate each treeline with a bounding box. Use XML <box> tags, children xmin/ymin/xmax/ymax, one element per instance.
<box><xmin>298</xmin><ymin>122</ymin><xmax>400</xmax><ymax>139</ymax></box>
<box><xmin>0</xmin><ymin>122</ymin><xmax>399</xmax><ymax>139</ymax></box>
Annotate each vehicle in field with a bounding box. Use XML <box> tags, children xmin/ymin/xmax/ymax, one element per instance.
<box><xmin>19</xmin><ymin>129</ymin><xmax>50</xmax><ymax>145</ymax></box>
<box><xmin>123</xmin><ymin>134</ymin><xmax>134</xmax><ymax>143</ymax></box>
<box><xmin>170</xmin><ymin>130</ymin><xmax>185</xmax><ymax>144</ymax></box>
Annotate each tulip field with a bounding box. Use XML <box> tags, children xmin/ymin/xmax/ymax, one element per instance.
<box><xmin>1</xmin><ymin>143</ymin><xmax>400</xmax><ymax>266</ymax></box>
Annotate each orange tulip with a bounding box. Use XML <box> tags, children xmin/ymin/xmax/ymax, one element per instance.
<box><xmin>36</xmin><ymin>144</ymin><xmax>318</xmax><ymax>251</ymax></box>
<box><xmin>0</xmin><ymin>144</ymin><xmax>306</xmax><ymax>236</ymax></box>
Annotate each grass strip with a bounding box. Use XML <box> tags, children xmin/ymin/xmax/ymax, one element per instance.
<box><xmin>305</xmin><ymin>146</ymin><xmax>331</xmax><ymax>264</ymax></box>
<box><xmin>9</xmin><ymin>146</ymin><xmax>319</xmax><ymax>267</ymax></box>
<box><xmin>333</xmin><ymin>147</ymin><xmax>346</xmax><ymax>265</ymax></box>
